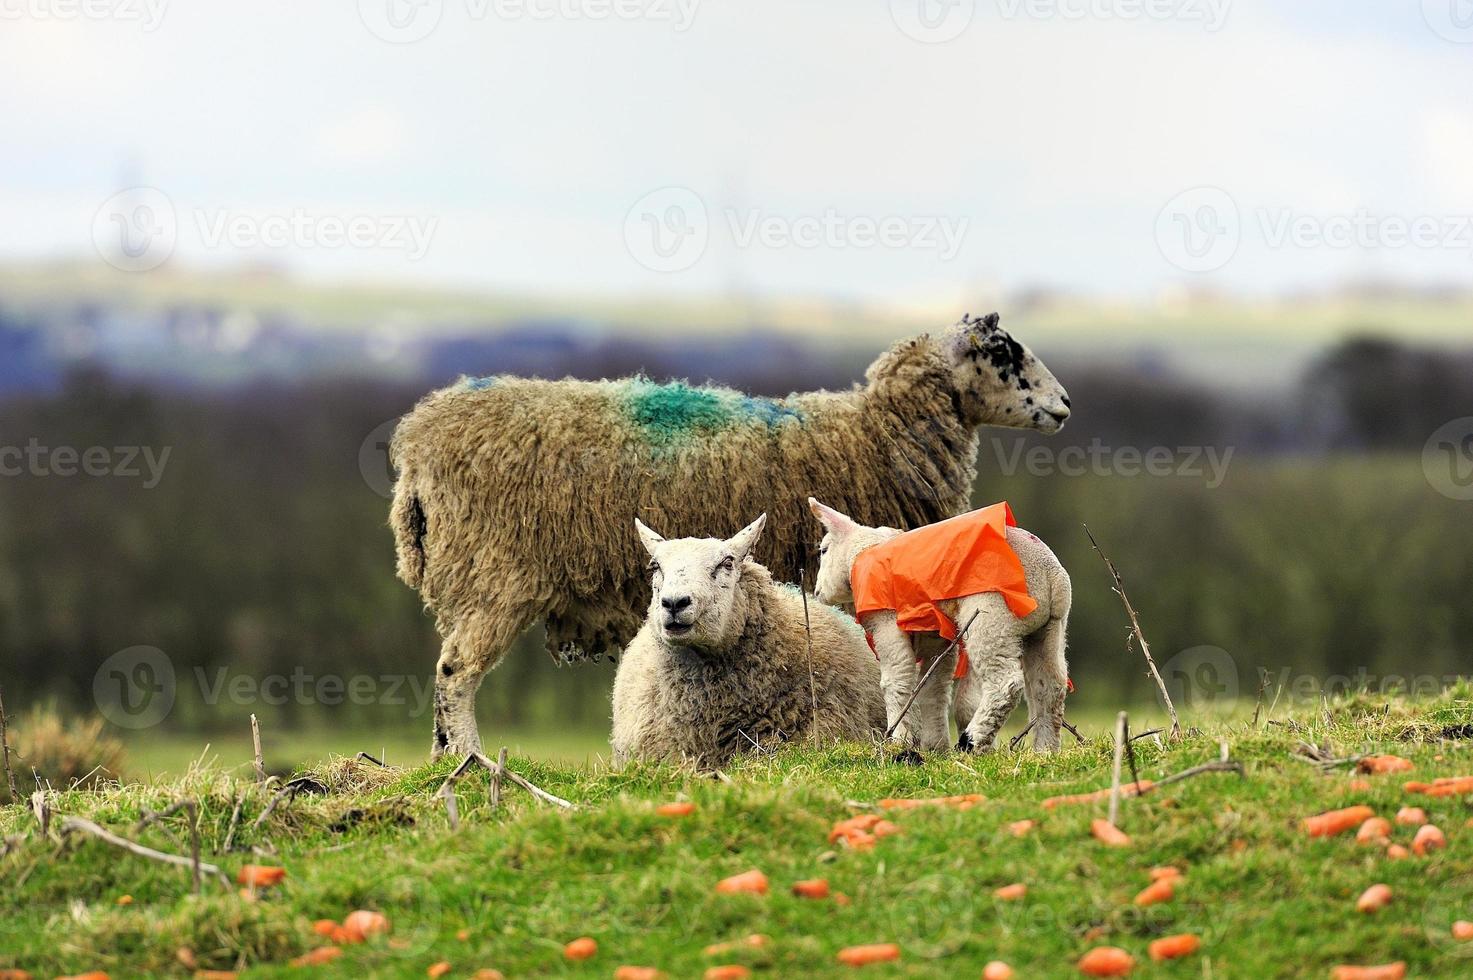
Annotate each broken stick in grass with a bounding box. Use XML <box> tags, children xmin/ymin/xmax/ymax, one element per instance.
<box><xmin>59</xmin><ymin>815</ymin><xmax>230</xmax><ymax>891</ymax></box>
<box><xmin>438</xmin><ymin>754</ymin><xmax>478</xmax><ymax>830</ymax></box>
<box><xmin>250</xmin><ymin>713</ymin><xmax>266</xmax><ymax>783</ymax></box>
<box><xmin>0</xmin><ymin>685</ymin><xmax>17</xmax><ymax>803</ymax></box>
<box><xmin>1084</xmin><ymin>525</ymin><xmax>1181</xmax><ymax>740</ymax></box>
<box><xmin>490</xmin><ymin>746</ymin><xmax>507</xmax><ymax>810</ymax></box>
<box><xmin>1108</xmin><ymin>711</ymin><xmax>1128</xmax><ymax>826</ymax></box>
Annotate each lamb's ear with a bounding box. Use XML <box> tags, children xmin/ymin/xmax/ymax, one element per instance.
<box><xmin>726</xmin><ymin>513</ymin><xmax>767</xmax><ymax>561</ymax></box>
<box><xmin>634</xmin><ymin>518</ymin><xmax>665</xmax><ymax>557</ymax></box>
<box><xmin>807</xmin><ymin>497</ymin><xmax>856</xmax><ymax>534</ymax></box>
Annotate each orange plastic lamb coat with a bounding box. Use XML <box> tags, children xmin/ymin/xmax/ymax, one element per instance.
<box><xmin>851</xmin><ymin>503</ymin><xmax>1038</xmax><ymax>679</ymax></box>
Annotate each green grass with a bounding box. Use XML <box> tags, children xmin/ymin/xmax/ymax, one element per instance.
<box><xmin>3</xmin><ymin>689</ymin><xmax>1472</xmax><ymax>978</ymax></box>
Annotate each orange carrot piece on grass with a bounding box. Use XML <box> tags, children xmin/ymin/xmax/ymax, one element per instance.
<box><xmin>193</xmin><ymin>971</ymin><xmax>238</xmax><ymax>979</ymax></box>
<box><xmin>1355</xmin><ymin>817</ymin><xmax>1392</xmax><ymax>845</ymax></box>
<box><xmin>614</xmin><ymin>968</ymin><xmax>664</xmax><ymax>980</ymax></box>
<box><xmin>715</xmin><ymin>869</ymin><xmax>769</xmax><ymax>895</ymax></box>
<box><xmin>563</xmin><ymin>937</ymin><xmax>598</xmax><ymax>960</ymax></box>
<box><xmin>656</xmin><ymin>801</ymin><xmax>695</xmax><ymax>817</ymax></box>
<box><xmin>1043</xmin><ymin>782</ymin><xmax>1153</xmax><ymax>809</ymax></box>
<box><xmin>342</xmin><ymin>910</ymin><xmax>390</xmax><ymax>941</ymax></box>
<box><xmin>1090</xmin><ymin>819</ymin><xmax>1131</xmax><ymax>847</ymax></box>
<box><xmin>1148</xmin><ymin>866</ymin><xmax>1182</xmax><ymax>881</ymax></box>
<box><xmin>426</xmin><ymin>964</ymin><xmax>451</xmax><ymax>979</ymax></box>
<box><xmin>311</xmin><ymin>919</ymin><xmax>337</xmax><ymax>938</ymax></box>
<box><xmin>1133</xmin><ymin>878</ymin><xmax>1175</xmax><ymax>906</ymax></box>
<box><xmin>289</xmin><ymin>947</ymin><xmax>341</xmax><ymax>967</ymax></box>
<box><xmin>984</xmin><ymin>961</ymin><xmax>1015</xmax><ymax>979</ymax></box>
<box><xmin>236</xmin><ymin>864</ymin><xmax>287</xmax><ymax>887</ymax></box>
<box><xmin>1077</xmin><ymin>945</ymin><xmax>1135</xmax><ymax>976</ymax></box>
<box><xmin>1303</xmin><ymin>805</ymin><xmax>1375</xmax><ymax>838</ymax></box>
<box><xmin>993</xmin><ymin>883</ymin><xmax>1027</xmax><ymax>901</ymax></box>
<box><xmin>836</xmin><ymin>943</ymin><xmax>901</xmax><ymax>966</ymax></box>
<box><xmin>1357</xmin><ymin>755</ymin><xmax>1412</xmax><ymax>775</ymax></box>
<box><xmin>471</xmin><ymin>971</ymin><xmax>505</xmax><ymax>980</ymax></box>
<box><xmin>57</xmin><ymin>975</ymin><xmax>110</xmax><ymax>980</ymax></box>
<box><xmin>792</xmin><ymin>879</ymin><xmax>830</xmax><ymax>899</ymax></box>
<box><xmin>1413</xmin><ymin>823</ymin><xmax>1446</xmax><ymax>856</ymax></box>
<box><xmin>1394</xmin><ymin>806</ymin><xmax>1426</xmax><ymax>827</ymax></box>
<box><xmin>702</xmin><ymin>935</ymin><xmax>769</xmax><ymax>956</ymax></box>
<box><xmin>1385</xmin><ymin>843</ymin><xmax>1410</xmax><ymax>860</ymax></box>
<box><xmin>1452</xmin><ymin>920</ymin><xmax>1473</xmax><ymax>941</ymax></box>
<box><xmin>872</xmin><ymin>819</ymin><xmax>902</xmax><ymax>838</ymax></box>
<box><xmin>1147</xmin><ymin>934</ymin><xmax>1200</xmax><ymax>961</ymax></box>
<box><xmin>1346</xmin><ymin>778</ymin><xmax>1372</xmax><ymax>792</ymax></box>
<box><xmin>703</xmin><ymin>968</ymin><xmax>751</xmax><ymax>980</ymax></box>
<box><xmin>1008</xmin><ymin>819</ymin><xmax>1036</xmax><ymax>837</ymax></box>
<box><xmin>1330</xmin><ymin>963</ymin><xmax>1406</xmax><ymax>980</ymax></box>
<box><xmin>1356</xmin><ymin>884</ymin><xmax>1392</xmax><ymax>913</ymax></box>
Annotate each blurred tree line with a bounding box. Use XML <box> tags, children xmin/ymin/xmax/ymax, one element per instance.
<box><xmin>0</xmin><ymin>333</ymin><xmax>1469</xmax><ymax>739</ymax></box>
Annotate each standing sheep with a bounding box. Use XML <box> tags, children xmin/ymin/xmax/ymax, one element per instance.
<box><xmin>390</xmin><ymin>312</ymin><xmax>1070</xmax><ymax>757</ymax></box>
<box><xmin>808</xmin><ymin>499</ymin><xmax>1072</xmax><ymax>754</ymax></box>
<box><xmin>610</xmin><ymin>514</ymin><xmax>884</xmax><ymax>765</ymax></box>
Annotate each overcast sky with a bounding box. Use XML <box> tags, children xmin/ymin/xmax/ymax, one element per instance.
<box><xmin>3</xmin><ymin>0</ymin><xmax>1471</xmax><ymax>305</ymax></box>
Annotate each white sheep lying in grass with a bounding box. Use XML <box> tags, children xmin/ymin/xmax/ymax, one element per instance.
<box><xmin>808</xmin><ymin>499</ymin><xmax>1071</xmax><ymax>754</ymax></box>
<box><xmin>610</xmin><ymin>514</ymin><xmax>885</xmax><ymax>765</ymax></box>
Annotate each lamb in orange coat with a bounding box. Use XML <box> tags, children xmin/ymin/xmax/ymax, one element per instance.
<box><xmin>809</xmin><ymin>499</ymin><xmax>1072</xmax><ymax>753</ymax></box>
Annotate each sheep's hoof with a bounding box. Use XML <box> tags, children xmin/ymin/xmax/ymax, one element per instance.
<box><xmin>955</xmin><ymin>731</ymin><xmax>975</xmax><ymax>753</ymax></box>
<box><xmin>893</xmin><ymin>748</ymin><xmax>925</xmax><ymax>766</ymax></box>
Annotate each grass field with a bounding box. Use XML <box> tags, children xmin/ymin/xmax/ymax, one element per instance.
<box><xmin>3</xmin><ymin>689</ymin><xmax>1472</xmax><ymax>978</ymax></box>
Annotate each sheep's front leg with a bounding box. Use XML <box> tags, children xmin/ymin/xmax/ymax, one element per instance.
<box><xmin>865</xmin><ymin>613</ymin><xmax>920</xmax><ymax>746</ymax></box>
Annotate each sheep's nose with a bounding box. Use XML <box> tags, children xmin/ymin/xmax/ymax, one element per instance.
<box><xmin>661</xmin><ymin>594</ymin><xmax>692</xmax><ymax>613</ymax></box>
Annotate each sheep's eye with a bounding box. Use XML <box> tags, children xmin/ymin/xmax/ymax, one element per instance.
<box><xmin>714</xmin><ymin>555</ymin><xmax>735</xmax><ymax>576</ymax></box>
<box><xmin>647</xmin><ymin>559</ymin><xmax>660</xmax><ymax>574</ymax></box>
<box><xmin>819</xmin><ymin>544</ymin><xmax>828</xmax><ymax>556</ymax></box>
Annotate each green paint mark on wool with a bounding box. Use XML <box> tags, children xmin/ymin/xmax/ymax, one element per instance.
<box><xmin>620</xmin><ymin>378</ymin><xmax>803</xmax><ymax>443</ymax></box>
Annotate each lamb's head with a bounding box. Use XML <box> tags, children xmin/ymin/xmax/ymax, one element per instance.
<box><xmin>635</xmin><ymin>514</ymin><xmax>767</xmax><ymax>653</ymax></box>
<box><xmin>807</xmin><ymin>497</ymin><xmax>900</xmax><ymax>607</ymax></box>
<box><xmin>945</xmin><ymin>312</ymin><xmax>1070</xmax><ymax>434</ymax></box>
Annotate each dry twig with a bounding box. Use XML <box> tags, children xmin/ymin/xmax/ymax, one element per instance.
<box><xmin>1084</xmin><ymin>525</ymin><xmax>1181</xmax><ymax>740</ymax></box>
<box><xmin>59</xmin><ymin>815</ymin><xmax>229</xmax><ymax>891</ymax></box>
<box><xmin>250</xmin><ymin>714</ymin><xmax>266</xmax><ymax>783</ymax></box>
<box><xmin>1108</xmin><ymin>711</ymin><xmax>1128</xmax><ymax>826</ymax></box>
<box><xmin>31</xmin><ymin>790</ymin><xmax>49</xmax><ymax>837</ymax></box>
<box><xmin>0</xmin><ymin>686</ymin><xmax>18</xmax><ymax>803</ymax></box>
<box><xmin>490</xmin><ymin>746</ymin><xmax>508</xmax><ymax>809</ymax></box>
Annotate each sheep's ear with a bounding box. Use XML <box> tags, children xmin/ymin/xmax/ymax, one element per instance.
<box><xmin>808</xmin><ymin>497</ymin><xmax>855</xmax><ymax>534</ymax></box>
<box><xmin>726</xmin><ymin>513</ymin><xmax>766</xmax><ymax>561</ymax></box>
<box><xmin>634</xmin><ymin>518</ymin><xmax>665</xmax><ymax>557</ymax></box>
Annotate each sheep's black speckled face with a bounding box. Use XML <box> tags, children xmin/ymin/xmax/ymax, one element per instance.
<box><xmin>947</xmin><ymin>312</ymin><xmax>1070</xmax><ymax>433</ymax></box>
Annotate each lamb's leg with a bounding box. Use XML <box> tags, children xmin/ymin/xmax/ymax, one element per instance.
<box><xmin>912</xmin><ymin>636</ymin><xmax>957</xmax><ymax>752</ymax></box>
<box><xmin>1023</xmin><ymin>575</ymin><xmax>1071</xmax><ymax>753</ymax></box>
<box><xmin>957</xmin><ymin>648</ymin><xmax>1025</xmax><ymax>754</ymax></box>
<box><xmin>866</xmin><ymin>614</ymin><xmax>921</xmax><ymax>747</ymax></box>
<box><xmin>431</xmin><ymin>605</ymin><xmax>534</xmax><ymax>759</ymax></box>
<box><xmin>951</xmin><ymin>656</ymin><xmax>980</xmax><ymax>744</ymax></box>
<box><xmin>1022</xmin><ymin>620</ymin><xmax>1068</xmax><ymax>753</ymax></box>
